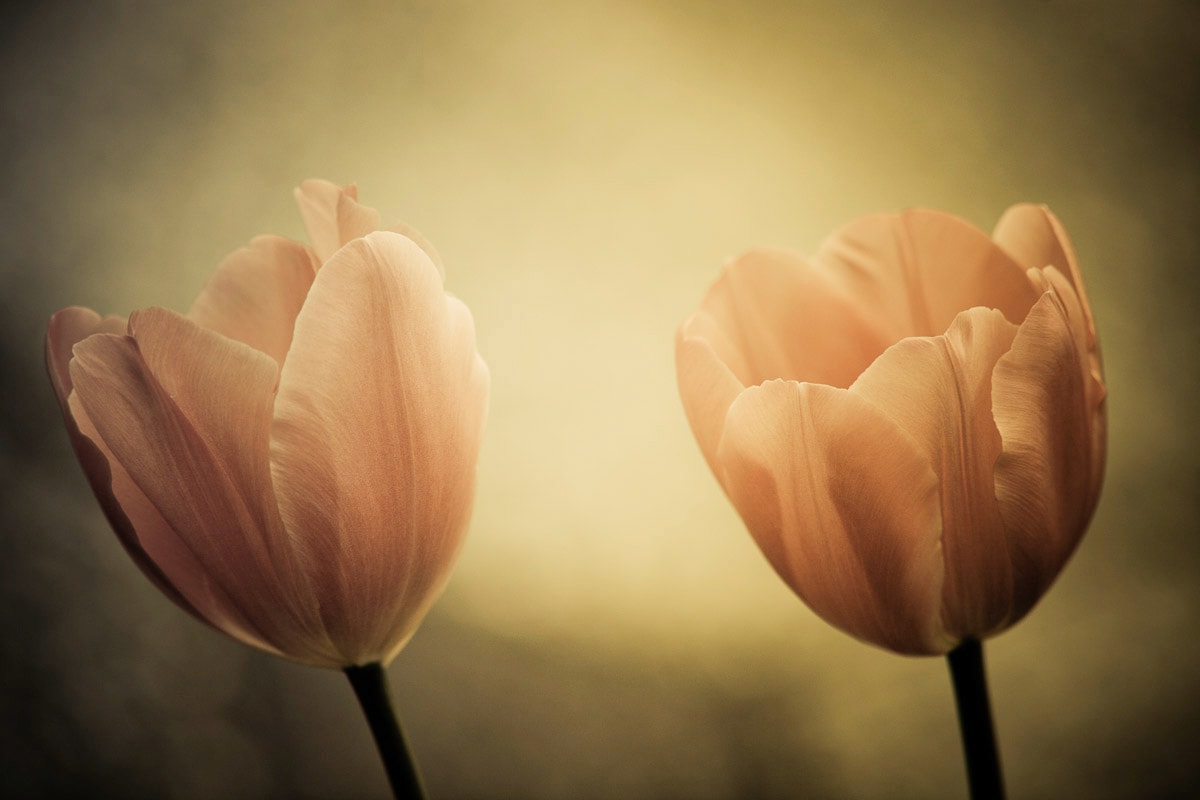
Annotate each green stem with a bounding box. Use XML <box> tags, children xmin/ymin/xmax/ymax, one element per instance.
<box><xmin>947</xmin><ymin>639</ymin><xmax>1005</xmax><ymax>800</ymax></box>
<box><xmin>344</xmin><ymin>662</ymin><xmax>428</xmax><ymax>800</ymax></box>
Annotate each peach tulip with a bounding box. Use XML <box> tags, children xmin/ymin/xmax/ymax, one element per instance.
<box><xmin>46</xmin><ymin>180</ymin><xmax>489</xmax><ymax>669</ymax></box>
<box><xmin>676</xmin><ymin>205</ymin><xmax>1105</xmax><ymax>655</ymax></box>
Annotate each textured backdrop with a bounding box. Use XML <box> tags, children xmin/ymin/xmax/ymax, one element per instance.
<box><xmin>2</xmin><ymin>1</ymin><xmax>1198</xmax><ymax>798</ymax></box>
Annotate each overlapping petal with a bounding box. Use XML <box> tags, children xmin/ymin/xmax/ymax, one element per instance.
<box><xmin>675</xmin><ymin>247</ymin><xmax>895</xmax><ymax>476</ymax></box>
<box><xmin>294</xmin><ymin>179</ymin><xmax>371</xmax><ymax>263</ymax></box>
<box><xmin>294</xmin><ymin>179</ymin><xmax>444</xmax><ymax>274</ymax></box>
<box><xmin>815</xmin><ymin>208</ymin><xmax>1040</xmax><ymax>338</ymax></box>
<box><xmin>851</xmin><ymin>308</ymin><xmax>1018</xmax><ymax>638</ymax></box>
<box><xmin>992</xmin><ymin>280</ymin><xmax>1098</xmax><ymax>622</ymax></box>
<box><xmin>993</xmin><ymin>203</ymin><xmax>1097</xmax><ymax>343</ymax></box>
<box><xmin>69</xmin><ymin>308</ymin><xmax>333</xmax><ymax>664</ymax></box>
<box><xmin>270</xmin><ymin>231</ymin><xmax>488</xmax><ymax>665</ymax></box>
<box><xmin>690</xmin><ymin>247</ymin><xmax>895</xmax><ymax>389</ymax></box>
<box><xmin>47</xmin><ymin>311</ymin><xmax>190</xmax><ymax>605</ymax></box>
<box><xmin>993</xmin><ymin>205</ymin><xmax>1105</xmax><ymax>532</ymax></box>
<box><xmin>674</xmin><ymin>321</ymin><xmax>744</xmax><ymax>477</ymax></box>
<box><xmin>717</xmin><ymin>380</ymin><xmax>947</xmax><ymax>654</ymax></box>
<box><xmin>49</xmin><ymin>309</ymin><xmax>279</xmax><ymax>652</ymax></box>
<box><xmin>187</xmin><ymin>235</ymin><xmax>318</xmax><ymax>366</ymax></box>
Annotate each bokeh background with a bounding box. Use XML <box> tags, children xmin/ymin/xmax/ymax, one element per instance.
<box><xmin>2</xmin><ymin>1</ymin><xmax>1198</xmax><ymax>797</ymax></box>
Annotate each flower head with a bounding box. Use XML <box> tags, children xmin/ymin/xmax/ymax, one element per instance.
<box><xmin>676</xmin><ymin>205</ymin><xmax>1105</xmax><ymax>654</ymax></box>
<box><xmin>47</xmin><ymin>180</ymin><xmax>489</xmax><ymax>668</ymax></box>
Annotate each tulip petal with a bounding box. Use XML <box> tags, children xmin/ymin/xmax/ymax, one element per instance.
<box><xmin>717</xmin><ymin>380</ymin><xmax>948</xmax><ymax>654</ymax></box>
<box><xmin>69</xmin><ymin>308</ymin><xmax>333</xmax><ymax>664</ymax></box>
<box><xmin>295</xmin><ymin>178</ymin><xmax>356</xmax><ymax>263</ymax></box>
<box><xmin>46</xmin><ymin>307</ymin><xmax>126</xmax><ymax>411</ymax></box>
<box><xmin>816</xmin><ymin>209</ymin><xmax>1040</xmax><ymax>338</ymax></box>
<box><xmin>186</xmin><ymin>235</ymin><xmax>318</xmax><ymax>366</ymax></box>
<box><xmin>1028</xmin><ymin>267</ymin><xmax>1107</xmax><ymax>512</ymax></box>
<box><xmin>694</xmin><ymin>247</ymin><xmax>895</xmax><ymax>389</ymax></box>
<box><xmin>335</xmin><ymin>190</ymin><xmax>382</xmax><ymax>247</ymax></box>
<box><xmin>47</xmin><ymin>308</ymin><xmax>194</xmax><ymax>612</ymax></box>
<box><xmin>992</xmin><ymin>282</ymin><xmax>1100</xmax><ymax>622</ymax></box>
<box><xmin>850</xmin><ymin>307</ymin><xmax>1019</xmax><ymax>638</ymax></box>
<box><xmin>993</xmin><ymin>203</ymin><xmax>1097</xmax><ymax>345</ymax></box>
<box><xmin>69</xmin><ymin>390</ymin><xmax>283</xmax><ymax>654</ymax></box>
<box><xmin>675</xmin><ymin>318</ymin><xmax>744</xmax><ymax>477</ymax></box>
<box><xmin>389</xmin><ymin>220</ymin><xmax>446</xmax><ymax>277</ymax></box>
<box><xmin>270</xmin><ymin>231</ymin><xmax>489</xmax><ymax>665</ymax></box>
<box><xmin>995</xmin><ymin>206</ymin><xmax>1106</xmax><ymax>510</ymax></box>
<box><xmin>49</xmin><ymin>309</ymin><xmax>280</xmax><ymax>650</ymax></box>
<box><xmin>294</xmin><ymin>178</ymin><xmax>445</xmax><ymax>275</ymax></box>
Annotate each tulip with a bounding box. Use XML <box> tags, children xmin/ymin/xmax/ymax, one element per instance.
<box><xmin>676</xmin><ymin>204</ymin><xmax>1104</xmax><ymax>799</ymax></box>
<box><xmin>46</xmin><ymin>180</ymin><xmax>489</xmax><ymax>671</ymax></box>
<box><xmin>676</xmin><ymin>204</ymin><xmax>1104</xmax><ymax>655</ymax></box>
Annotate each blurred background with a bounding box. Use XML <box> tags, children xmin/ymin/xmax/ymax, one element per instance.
<box><xmin>2</xmin><ymin>1</ymin><xmax>1197</xmax><ymax>797</ymax></box>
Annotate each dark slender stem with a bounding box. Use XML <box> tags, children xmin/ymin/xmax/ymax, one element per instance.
<box><xmin>947</xmin><ymin>639</ymin><xmax>1005</xmax><ymax>800</ymax></box>
<box><xmin>345</xmin><ymin>662</ymin><xmax>427</xmax><ymax>800</ymax></box>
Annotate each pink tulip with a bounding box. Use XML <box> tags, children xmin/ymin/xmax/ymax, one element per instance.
<box><xmin>676</xmin><ymin>205</ymin><xmax>1105</xmax><ymax>655</ymax></box>
<box><xmin>46</xmin><ymin>180</ymin><xmax>489</xmax><ymax>669</ymax></box>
